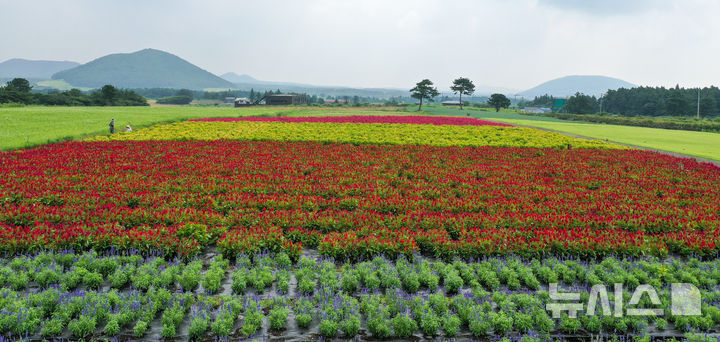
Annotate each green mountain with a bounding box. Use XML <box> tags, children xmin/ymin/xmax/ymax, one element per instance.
<box><xmin>52</xmin><ymin>49</ymin><xmax>235</xmax><ymax>90</ymax></box>
<box><xmin>0</xmin><ymin>58</ymin><xmax>79</xmax><ymax>79</ymax></box>
<box><xmin>519</xmin><ymin>75</ymin><xmax>636</xmax><ymax>98</ymax></box>
<box><xmin>220</xmin><ymin>72</ymin><xmax>260</xmax><ymax>84</ymax></box>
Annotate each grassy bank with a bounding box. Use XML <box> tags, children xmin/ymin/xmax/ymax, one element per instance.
<box><xmin>422</xmin><ymin>107</ymin><xmax>720</xmax><ymax>161</ymax></box>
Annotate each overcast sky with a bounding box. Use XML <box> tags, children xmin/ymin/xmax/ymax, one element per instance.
<box><xmin>1</xmin><ymin>0</ymin><xmax>718</xmax><ymax>90</ymax></box>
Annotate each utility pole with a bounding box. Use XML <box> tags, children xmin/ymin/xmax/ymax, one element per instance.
<box><xmin>697</xmin><ymin>88</ymin><xmax>701</xmax><ymax>119</ymax></box>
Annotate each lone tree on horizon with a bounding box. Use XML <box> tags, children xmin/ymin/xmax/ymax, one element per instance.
<box><xmin>450</xmin><ymin>77</ymin><xmax>475</xmax><ymax>110</ymax></box>
<box><xmin>488</xmin><ymin>93</ymin><xmax>511</xmax><ymax>112</ymax></box>
<box><xmin>410</xmin><ymin>79</ymin><xmax>439</xmax><ymax>111</ymax></box>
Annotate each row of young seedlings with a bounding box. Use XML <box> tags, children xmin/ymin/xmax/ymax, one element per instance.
<box><xmin>6</xmin><ymin>250</ymin><xmax>720</xmax><ymax>294</ymax></box>
<box><xmin>6</xmin><ymin>251</ymin><xmax>720</xmax><ymax>294</ymax></box>
<box><xmin>3</xmin><ymin>251</ymin><xmax>720</xmax><ymax>339</ymax></box>
<box><xmin>3</xmin><ymin>283</ymin><xmax>720</xmax><ymax>340</ymax></box>
<box><xmin>225</xmin><ymin>254</ymin><xmax>720</xmax><ymax>338</ymax></box>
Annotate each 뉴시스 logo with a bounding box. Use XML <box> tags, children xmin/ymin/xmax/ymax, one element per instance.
<box><xmin>546</xmin><ymin>283</ymin><xmax>701</xmax><ymax>318</ymax></box>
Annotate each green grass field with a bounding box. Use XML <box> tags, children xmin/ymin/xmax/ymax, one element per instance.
<box><xmin>2</xmin><ymin>105</ymin><xmax>719</xmax><ymax>162</ymax></box>
<box><xmin>423</xmin><ymin>107</ymin><xmax>720</xmax><ymax>161</ymax></box>
<box><xmin>0</xmin><ymin>106</ymin><xmax>401</xmax><ymax>150</ymax></box>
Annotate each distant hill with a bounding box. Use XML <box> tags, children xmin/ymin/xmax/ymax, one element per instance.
<box><xmin>0</xmin><ymin>58</ymin><xmax>79</xmax><ymax>79</ymax></box>
<box><xmin>221</xmin><ymin>72</ymin><xmax>410</xmax><ymax>98</ymax></box>
<box><xmin>519</xmin><ymin>75</ymin><xmax>636</xmax><ymax>98</ymax></box>
<box><xmin>52</xmin><ymin>49</ymin><xmax>235</xmax><ymax>90</ymax></box>
<box><xmin>220</xmin><ymin>72</ymin><xmax>261</xmax><ymax>84</ymax></box>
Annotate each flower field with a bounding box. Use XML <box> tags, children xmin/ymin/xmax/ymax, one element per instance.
<box><xmin>3</xmin><ymin>140</ymin><xmax>717</xmax><ymax>260</ymax></box>
<box><xmin>88</xmin><ymin>120</ymin><xmax>622</xmax><ymax>149</ymax></box>
<box><xmin>2</xmin><ymin>113</ymin><xmax>720</xmax><ymax>340</ymax></box>
<box><xmin>190</xmin><ymin>115</ymin><xmax>513</xmax><ymax>126</ymax></box>
<box><xmin>0</xmin><ymin>250</ymin><xmax>719</xmax><ymax>341</ymax></box>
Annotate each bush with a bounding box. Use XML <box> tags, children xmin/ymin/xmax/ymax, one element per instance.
<box><xmin>296</xmin><ymin>313</ymin><xmax>312</xmax><ymax>328</ymax></box>
<box><xmin>69</xmin><ymin>315</ymin><xmax>96</xmax><ymax>338</ymax></box>
<box><xmin>156</xmin><ymin>95</ymin><xmax>193</xmax><ymax>105</ymax></box>
<box><xmin>340</xmin><ymin>315</ymin><xmax>360</xmax><ymax>336</ymax></box>
<box><xmin>83</xmin><ymin>271</ymin><xmax>103</xmax><ymax>289</ymax></box>
<box><xmin>104</xmin><ymin>318</ymin><xmax>120</xmax><ymax>336</ymax></box>
<box><xmin>443</xmin><ymin>314</ymin><xmax>461</xmax><ymax>336</ymax></box>
<box><xmin>41</xmin><ymin>318</ymin><xmax>64</xmax><ymax>337</ymax></box>
<box><xmin>269</xmin><ymin>306</ymin><xmax>289</xmax><ymax>330</ymax></box>
<box><xmin>318</xmin><ymin>319</ymin><xmax>338</xmax><ymax>337</ymax></box>
<box><xmin>134</xmin><ymin>320</ymin><xmax>149</xmax><ymax>337</ymax></box>
<box><xmin>368</xmin><ymin>316</ymin><xmax>391</xmax><ymax>338</ymax></box>
<box><xmin>391</xmin><ymin>313</ymin><xmax>417</xmax><ymax>338</ymax></box>
<box><xmin>444</xmin><ymin>270</ymin><xmax>464</xmax><ymax>294</ymax></box>
<box><xmin>420</xmin><ymin>311</ymin><xmax>441</xmax><ymax>336</ymax></box>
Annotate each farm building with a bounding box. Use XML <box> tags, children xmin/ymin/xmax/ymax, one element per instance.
<box><xmin>266</xmin><ymin>94</ymin><xmax>307</xmax><ymax>105</ymax></box>
<box><xmin>234</xmin><ymin>98</ymin><xmax>251</xmax><ymax>107</ymax></box>
<box><xmin>522</xmin><ymin>107</ymin><xmax>552</xmax><ymax>114</ymax></box>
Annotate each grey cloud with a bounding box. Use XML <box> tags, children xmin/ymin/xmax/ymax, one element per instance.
<box><xmin>537</xmin><ymin>0</ymin><xmax>671</xmax><ymax>16</ymax></box>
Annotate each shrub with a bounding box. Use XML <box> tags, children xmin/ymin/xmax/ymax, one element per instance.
<box><xmin>491</xmin><ymin>312</ymin><xmax>514</xmax><ymax>335</ymax></box>
<box><xmin>69</xmin><ymin>315</ymin><xmax>97</xmax><ymax>338</ymax></box>
<box><xmin>296</xmin><ymin>313</ymin><xmax>313</xmax><ymax>328</ymax></box>
<box><xmin>444</xmin><ymin>270</ymin><xmax>464</xmax><ymax>294</ymax></box>
<box><xmin>402</xmin><ymin>272</ymin><xmax>420</xmax><ymax>293</ymax></box>
<box><xmin>298</xmin><ymin>277</ymin><xmax>316</xmax><ymax>294</ymax></box>
<box><xmin>189</xmin><ymin>316</ymin><xmax>209</xmax><ymax>339</ymax></box>
<box><xmin>231</xmin><ymin>270</ymin><xmax>247</xmax><ymax>293</ymax></box>
<box><xmin>534</xmin><ymin>310</ymin><xmax>555</xmax><ymax>333</ymax></box>
<box><xmin>269</xmin><ymin>306</ymin><xmax>289</xmax><ymax>330</ymax></box>
<box><xmin>318</xmin><ymin>319</ymin><xmax>338</xmax><ymax>337</ymax></box>
<box><xmin>420</xmin><ymin>311</ymin><xmax>441</xmax><ymax>336</ymax></box>
<box><xmin>391</xmin><ymin>313</ymin><xmax>417</xmax><ymax>338</ymax></box>
<box><xmin>367</xmin><ymin>316</ymin><xmax>391</xmax><ymax>338</ymax></box>
<box><xmin>340</xmin><ymin>315</ymin><xmax>360</xmax><ymax>337</ymax></box>
<box><xmin>514</xmin><ymin>312</ymin><xmax>533</xmax><ymax>332</ymax></box>
<box><xmin>41</xmin><ymin>318</ymin><xmax>64</xmax><ymax>337</ymax></box>
<box><xmin>443</xmin><ymin>314</ymin><xmax>461</xmax><ymax>337</ymax></box>
<box><xmin>469</xmin><ymin>315</ymin><xmax>492</xmax><ymax>337</ymax></box>
<box><xmin>35</xmin><ymin>269</ymin><xmax>60</xmax><ymax>287</ymax></box>
<box><xmin>83</xmin><ymin>271</ymin><xmax>103</xmax><ymax>289</ymax></box>
<box><xmin>156</xmin><ymin>95</ymin><xmax>192</xmax><ymax>105</ymax></box>
<box><xmin>341</xmin><ymin>272</ymin><xmax>359</xmax><ymax>293</ymax></box>
<box><xmin>104</xmin><ymin>318</ymin><xmax>120</xmax><ymax>336</ymax></box>
<box><xmin>134</xmin><ymin>320</ymin><xmax>149</xmax><ymax>337</ymax></box>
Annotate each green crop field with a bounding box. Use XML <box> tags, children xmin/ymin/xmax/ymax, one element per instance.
<box><xmin>2</xmin><ymin>105</ymin><xmax>719</xmax><ymax>162</ymax></box>
<box><xmin>0</xmin><ymin>106</ymin><xmax>402</xmax><ymax>150</ymax></box>
<box><xmin>423</xmin><ymin>107</ymin><xmax>720</xmax><ymax>161</ymax></box>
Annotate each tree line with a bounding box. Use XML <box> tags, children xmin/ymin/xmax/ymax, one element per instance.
<box><xmin>603</xmin><ymin>86</ymin><xmax>719</xmax><ymax>117</ymax></box>
<box><xmin>524</xmin><ymin>85</ymin><xmax>720</xmax><ymax>117</ymax></box>
<box><xmin>131</xmin><ymin>88</ymin><xmax>398</xmax><ymax>105</ymax></box>
<box><xmin>410</xmin><ymin>78</ymin><xmax>510</xmax><ymax>111</ymax></box>
<box><xmin>0</xmin><ymin>78</ymin><xmax>147</xmax><ymax>106</ymax></box>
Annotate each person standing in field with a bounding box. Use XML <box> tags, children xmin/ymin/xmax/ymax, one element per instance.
<box><xmin>125</xmin><ymin>125</ymin><xmax>132</xmax><ymax>132</ymax></box>
<box><xmin>109</xmin><ymin>118</ymin><xmax>115</xmax><ymax>134</ymax></box>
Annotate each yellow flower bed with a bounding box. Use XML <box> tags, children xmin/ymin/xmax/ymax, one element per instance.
<box><xmin>88</xmin><ymin>121</ymin><xmax>623</xmax><ymax>149</ymax></box>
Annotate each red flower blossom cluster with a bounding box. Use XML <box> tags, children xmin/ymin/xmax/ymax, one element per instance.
<box><xmin>189</xmin><ymin>115</ymin><xmax>511</xmax><ymax>126</ymax></box>
<box><xmin>1</xmin><ymin>140</ymin><xmax>718</xmax><ymax>258</ymax></box>
<box><xmin>217</xmin><ymin>226</ymin><xmax>301</xmax><ymax>260</ymax></box>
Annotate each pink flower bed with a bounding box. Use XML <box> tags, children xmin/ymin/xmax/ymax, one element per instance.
<box><xmin>190</xmin><ymin>115</ymin><xmax>512</xmax><ymax>126</ymax></box>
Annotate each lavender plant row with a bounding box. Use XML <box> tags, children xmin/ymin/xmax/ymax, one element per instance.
<box><xmin>1</xmin><ymin>250</ymin><xmax>720</xmax><ymax>341</ymax></box>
